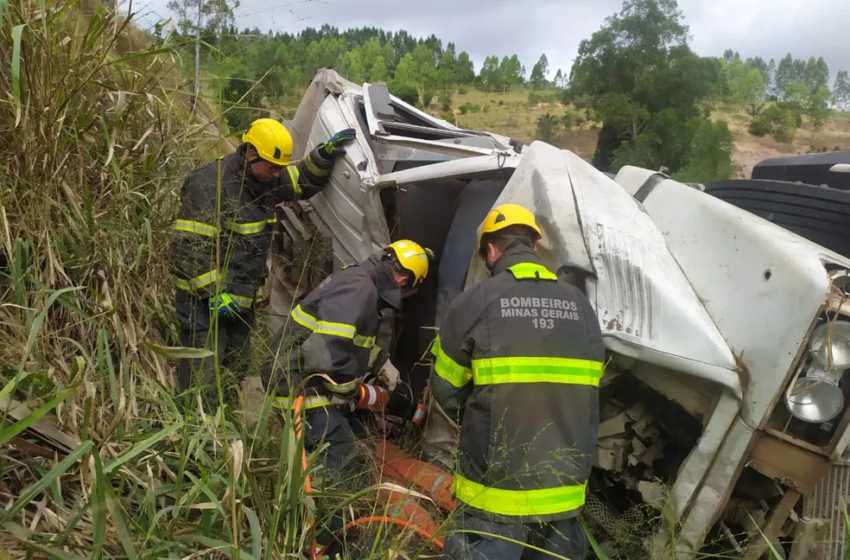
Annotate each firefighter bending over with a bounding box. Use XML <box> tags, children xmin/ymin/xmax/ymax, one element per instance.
<box><xmin>261</xmin><ymin>240</ymin><xmax>432</xmax><ymax>547</ymax></box>
<box><xmin>431</xmin><ymin>203</ymin><xmax>605</xmax><ymax>560</ymax></box>
<box><xmin>169</xmin><ymin>118</ymin><xmax>355</xmax><ymax>400</ymax></box>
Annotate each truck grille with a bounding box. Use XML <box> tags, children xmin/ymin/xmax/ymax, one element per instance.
<box><xmin>803</xmin><ymin>460</ymin><xmax>850</xmax><ymax>559</ymax></box>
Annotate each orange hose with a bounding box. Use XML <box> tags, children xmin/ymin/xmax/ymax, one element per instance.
<box><xmin>342</xmin><ymin>516</ymin><xmax>445</xmax><ymax>550</ymax></box>
<box><xmin>293</xmin><ymin>396</ymin><xmax>319</xmax><ymax>560</ymax></box>
<box><xmin>315</xmin><ymin>515</ymin><xmax>445</xmax><ymax>556</ymax></box>
<box><xmin>377</xmin><ymin>440</ymin><xmax>457</xmax><ymax>512</ymax></box>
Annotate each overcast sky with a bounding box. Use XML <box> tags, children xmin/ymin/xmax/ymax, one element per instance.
<box><xmin>136</xmin><ymin>0</ymin><xmax>850</xmax><ymax>82</ymax></box>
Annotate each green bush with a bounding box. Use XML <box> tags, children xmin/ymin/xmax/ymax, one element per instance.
<box><xmin>747</xmin><ymin>116</ymin><xmax>771</xmax><ymax>137</ymax></box>
<box><xmin>483</xmin><ymin>105</ymin><xmax>491</xmax><ymax>113</ymax></box>
<box><xmin>440</xmin><ymin>112</ymin><xmax>455</xmax><ymax>122</ymax></box>
<box><xmin>460</xmin><ymin>102</ymin><xmax>481</xmax><ymax>114</ymax></box>
<box><xmin>748</xmin><ymin>104</ymin><xmax>798</xmax><ymax>143</ymax></box>
<box><xmin>499</xmin><ymin>100</ymin><xmax>505</xmax><ymax>106</ymax></box>
<box><xmin>672</xmin><ymin>119</ymin><xmax>735</xmax><ymax>183</ymax></box>
<box><xmin>392</xmin><ymin>82</ymin><xmax>419</xmax><ymax>106</ymax></box>
<box><xmin>561</xmin><ymin>112</ymin><xmax>573</xmax><ymax>131</ymax></box>
<box><xmin>458</xmin><ymin>86</ymin><xmax>469</xmax><ymax>94</ymax></box>
<box><xmin>527</xmin><ymin>92</ymin><xmax>541</xmax><ymax>107</ymax></box>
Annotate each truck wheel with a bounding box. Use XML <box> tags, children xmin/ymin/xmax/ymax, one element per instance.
<box><xmin>705</xmin><ymin>179</ymin><xmax>850</xmax><ymax>258</ymax></box>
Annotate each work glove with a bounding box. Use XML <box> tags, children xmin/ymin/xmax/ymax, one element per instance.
<box><xmin>378</xmin><ymin>359</ymin><xmax>400</xmax><ymax>392</ymax></box>
<box><xmin>322</xmin><ymin>128</ymin><xmax>357</xmax><ymax>157</ymax></box>
<box><xmin>209</xmin><ymin>293</ymin><xmax>241</xmax><ymax>320</ymax></box>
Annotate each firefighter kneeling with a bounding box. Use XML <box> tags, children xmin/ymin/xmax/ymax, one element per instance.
<box><xmin>261</xmin><ymin>239</ymin><xmax>432</xmax><ymax>553</ymax></box>
<box><xmin>432</xmin><ymin>204</ymin><xmax>605</xmax><ymax>560</ymax></box>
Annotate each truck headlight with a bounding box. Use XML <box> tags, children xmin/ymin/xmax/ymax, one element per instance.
<box><xmin>785</xmin><ymin>322</ymin><xmax>850</xmax><ymax>423</ymax></box>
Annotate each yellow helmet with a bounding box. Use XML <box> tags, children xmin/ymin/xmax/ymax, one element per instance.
<box><xmin>242</xmin><ymin>118</ymin><xmax>293</xmax><ymax>166</ymax></box>
<box><xmin>385</xmin><ymin>240</ymin><xmax>433</xmax><ymax>285</ymax></box>
<box><xmin>477</xmin><ymin>203</ymin><xmax>542</xmax><ymax>254</ymax></box>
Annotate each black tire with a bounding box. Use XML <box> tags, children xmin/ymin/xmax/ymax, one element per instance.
<box><xmin>705</xmin><ymin>179</ymin><xmax>850</xmax><ymax>257</ymax></box>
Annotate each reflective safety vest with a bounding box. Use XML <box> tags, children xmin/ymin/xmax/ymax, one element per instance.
<box><xmin>430</xmin><ymin>247</ymin><xmax>605</xmax><ymax>523</ymax></box>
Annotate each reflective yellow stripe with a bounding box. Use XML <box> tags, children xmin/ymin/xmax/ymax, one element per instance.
<box><xmin>267</xmin><ymin>217</ymin><xmax>277</xmax><ymax>224</ymax></box>
<box><xmin>507</xmin><ymin>263</ymin><xmax>557</xmax><ymax>281</ymax></box>
<box><xmin>314</xmin><ymin>320</ymin><xmax>357</xmax><ymax>338</ymax></box>
<box><xmin>454</xmin><ymin>474</ymin><xmax>586</xmax><ymax>517</ymax></box>
<box><xmin>276</xmin><ymin>395</ymin><xmax>332</xmax><ymax>410</ymax></box>
<box><xmin>304</xmin><ymin>154</ymin><xmax>329</xmax><ymax>177</ymax></box>
<box><xmin>353</xmin><ymin>334</ymin><xmax>376</xmax><ymax>349</ymax></box>
<box><xmin>472</xmin><ymin>357</ymin><xmax>603</xmax><ymax>387</ymax></box>
<box><xmin>291</xmin><ymin>305</ymin><xmax>317</xmax><ymax>330</ymax></box>
<box><xmin>173</xmin><ymin>270</ymin><xmax>220</xmax><ymax>293</ymax></box>
<box><xmin>192</xmin><ymin>269</ymin><xmax>220</xmax><ymax>289</ymax></box>
<box><xmin>292</xmin><ymin>305</ymin><xmax>373</xmax><ymax>347</ymax></box>
<box><xmin>230</xmin><ymin>293</ymin><xmax>254</xmax><ymax>308</ymax></box>
<box><xmin>322</xmin><ymin>378</ymin><xmax>358</xmax><ymax>394</ymax></box>
<box><xmin>225</xmin><ymin>220</ymin><xmax>268</xmax><ymax>235</ymax></box>
<box><xmin>369</xmin><ymin>346</ymin><xmax>382</xmax><ymax>368</ymax></box>
<box><xmin>173</xmin><ymin>276</ymin><xmax>192</xmax><ymax>292</ymax></box>
<box><xmin>432</xmin><ymin>336</ymin><xmax>472</xmax><ymax>388</ymax></box>
<box><xmin>174</xmin><ymin>219</ymin><xmax>218</xmax><ymax>237</ymax></box>
<box><xmin>287</xmin><ymin>166</ymin><xmax>303</xmax><ymax>200</ymax></box>
<box><xmin>256</xmin><ymin>285</ymin><xmax>265</xmax><ymax>298</ymax></box>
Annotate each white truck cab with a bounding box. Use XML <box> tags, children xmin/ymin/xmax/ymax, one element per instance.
<box><xmin>268</xmin><ymin>69</ymin><xmax>850</xmax><ymax>559</ymax></box>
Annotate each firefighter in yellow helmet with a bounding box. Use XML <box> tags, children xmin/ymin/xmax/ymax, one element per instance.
<box><xmin>433</xmin><ymin>203</ymin><xmax>604</xmax><ymax>560</ymax></box>
<box><xmin>261</xmin><ymin>239</ymin><xmax>432</xmax><ymax>553</ymax></box>
<box><xmin>169</xmin><ymin>118</ymin><xmax>356</xmax><ymax>404</ymax></box>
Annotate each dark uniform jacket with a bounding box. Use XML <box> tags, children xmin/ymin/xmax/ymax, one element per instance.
<box><xmin>262</xmin><ymin>255</ymin><xmax>401</xmax><ymax>410</ymax></box>
<box><xmin>430</xmin><ymin>245</ymin><xmax>605</xmax><ymax>523</ymax></box>
<box><xmin>169</xmin><ymin>145</ymin><xmax>334</xmax><ymax>307</ymax></box>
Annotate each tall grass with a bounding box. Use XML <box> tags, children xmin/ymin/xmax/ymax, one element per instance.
<box><xmin>0</xmin><ymin>2</ymin><xmax>451</xmax><ymax>558</ymax></box>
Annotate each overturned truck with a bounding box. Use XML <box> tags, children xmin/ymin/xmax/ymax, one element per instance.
<box><xmin>266</xmin><ymin>70</ymin><xmax>850</xmax><ymax>559</ymax></box>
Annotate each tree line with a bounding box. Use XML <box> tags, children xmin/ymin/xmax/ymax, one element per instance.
<box><xmin>166</xmin><ymin>0</ymin><xmax>849</xmax><ymax>183</ymax></box>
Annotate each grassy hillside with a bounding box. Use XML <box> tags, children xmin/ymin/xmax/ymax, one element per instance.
<box><xmin>451</xmin><ymin>88</ymin><xmax>599</xmax><ymax>161</ymax></box>
<box><xmin>434</xmin><ymin>87</ymin><xmax>850</xmax><ymax>179</ymax></box>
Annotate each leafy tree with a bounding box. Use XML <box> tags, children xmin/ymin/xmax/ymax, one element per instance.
<box><xmin>727</xmin><ymin>58</ymin><xmax>765</xmax><ymax>115</ymax></box>
<box><xmin>807</xmin><ymin>86</ymin><xmax>834</xmax><ymax>130</ymax></box>
<box><xmin>438</xmin><ymin>45</ymin><xmax>458</xmax><ymax>88</ymax></box>
<box><xmin>168</xmin><ymin>0</ymin><xmax>238</xmax><ymax>35</ymax></box>
<box><xmin>369</xmin><ymin>56</ymin><xmax>388</xmax><ymax>83</ymax></box>
<box><xmin>804</xmin><ymin>56</ymin><xmax>830</xmax><ymax>93</ymax></box>
<box><xmin>479</xmin><ymin>56</ymin><xmax>501</xmax><ymax>91</ymax></box>
<box><xmin>594</xmin><ymin>93</ymin><xmax>650</xmax><ymax>141</ymax></box>
<box><xmin>746</xmin><ymin>56</ymin><xmax>769</xmax><ymax>82</ymax></box>
<box><xmin>673</xmin><ymin>120</ymin><xmax>734</xmax><ymax>183</ymax></box>
<box><xmin>569</xmin><ymin>0</ymin><xmax>721</xmax><ymax>172</ymax></box>
<box><xmin>835</xmin><ymin>70</ymin><xmax>850</xmax><ymax>110</ymax></box>
<box><xmin>775</xmin><ymin>54</ymin><xmax>795</xmax><ymax>94</ymax></box>
<box><xmin>340</xmin><ymin>48</ymin><xmax>365</xmax><ymax>84</ymax></box>
<box><xmin>553</xmin><ymin>69</ymin><xmax>567</xmax><ymax>89</ymax></box>
<box><xmin>766</xmin><ymin>58</ymin><xmax>777</xmax><ymax>98</ymax></box>
<box><xmin>783</xmin><ymin>81</ymin><xmax>810</xmax><ymax>108</ymax></box>
<box><xmin>530</xmin><ymin>54</ymin><xmax>550</xmax><ymax>90</ymax></box>
<box><xmin>456</xmin><ymin>52</ymin><xmax>476</xmax><ymax>84</ymax></box>
<box><xmin>498</xmin><ymin>55</ymin><xmax>524</xmax><ymax>92</ymax></box>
